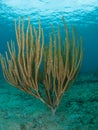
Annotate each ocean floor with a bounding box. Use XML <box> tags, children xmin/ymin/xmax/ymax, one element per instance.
<box><xmin>0</xmin><ymin>72</ymin><xmax>98</xmax><ymax>130</ymax></box>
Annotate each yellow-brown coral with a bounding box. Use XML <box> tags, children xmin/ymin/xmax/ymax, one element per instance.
<box><xmin>0</xmin><ymin>17</ymin><xmax>83</xmax><ymax>115</ymax></box>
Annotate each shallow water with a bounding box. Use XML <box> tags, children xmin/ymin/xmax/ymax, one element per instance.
<box><xmin>0</xmin><ymin>0</ymin><xmax>98</xmax><ymax>72</ymax></box>
<box><xmin>0</xmin><ymin>73</ymin><xmax>98</xmax><ymax>130</ymax></box>
<box><xmin>0</xmin><ymin>1</ymin><xmax>98</xmax><ymax>130</ymax></box>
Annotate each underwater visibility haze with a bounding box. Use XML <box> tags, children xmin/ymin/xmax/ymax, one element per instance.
<box><xmin>0</xmin><ymin>0</ymin><xmax>98</xmax><ymax>130</ymax></box>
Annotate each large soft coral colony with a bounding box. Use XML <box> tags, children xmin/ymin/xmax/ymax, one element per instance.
<box><xmin>0</xmin><ymin>17</ymin><xmax>83</xmax><ymax>115</ymax></box>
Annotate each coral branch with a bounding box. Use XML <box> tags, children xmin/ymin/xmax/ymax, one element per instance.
<box><xmin>0</xmin><ymin>17</ymin><xmax>83</xmax><ymax>115</ymax></box>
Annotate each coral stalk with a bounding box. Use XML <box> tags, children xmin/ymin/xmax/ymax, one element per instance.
<box><xmin>0</xmin><ymin>17</ymin><xmax>83</xmax><ymax>115</ymax></box>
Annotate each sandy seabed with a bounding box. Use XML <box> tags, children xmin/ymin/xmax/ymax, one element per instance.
<box><xmin>0</xmin><ymin>73</ymin><xmax>98</xmax><ymax>130</ymax></box>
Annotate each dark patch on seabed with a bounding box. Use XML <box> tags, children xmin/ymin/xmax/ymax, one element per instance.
<box><xmin>0</xmin><ymin>72</ymin><xmax>98</xmax><ymax>130</ymax></box>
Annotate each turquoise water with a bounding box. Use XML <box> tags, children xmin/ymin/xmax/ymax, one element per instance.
<box><xmin>0</xmin><ymin>0</ymin><xmax>98</xmax><ymax>73</ymax></box>
<box><xmin>0</xmin><ymin>0</ymin><xmax>98</xmax><ymax>130</ymax></box>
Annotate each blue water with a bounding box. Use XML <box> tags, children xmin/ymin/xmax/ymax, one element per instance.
<box><xmin>0</xmin><ymin>0</ymin><xmax>98</xmax><ymax>73</ymax></box>
<box><xmin>0</xmin><ymin>1</ymin><xmax>98</xmax><ymax>129</ymax></box>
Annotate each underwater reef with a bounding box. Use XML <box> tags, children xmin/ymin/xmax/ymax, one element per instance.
<box><xmin>0</xmin><ymin>17</ymin><xmax>83</xmax><ymax>115</ymax></box>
